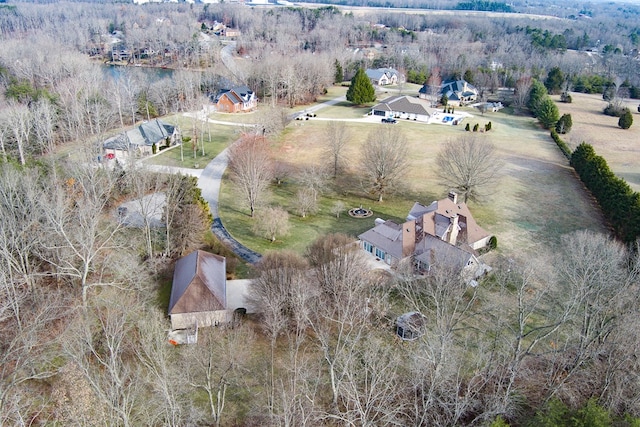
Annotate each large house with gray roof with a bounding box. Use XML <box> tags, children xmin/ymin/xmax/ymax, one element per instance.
<box><xmin>419</xmin><ymin>79</ymin><xmax>479</xmax><ymax>106</ymax></box>
<box><xmin>371</xmin><ymin>95</ymin><xmax>474</xmax><ymax>125</ymax></box>
<box><xmin>358</xmin><ymin>192</ymin><xmax>492</xmax><ymax>278</ymax></box>
<box><xmin>365</xmin><ymin>68</ymin><xmax>400</xmax><ymax>86</ymax></box>
<box><xmin>371</xmin><ymin>95</ymin><xmax>432</xmax><ymax>122</ymax></box>
<box><xmin>103</xmin><ymin>118</ymin><xmax>180</xmax><ymax>158</ymax></box>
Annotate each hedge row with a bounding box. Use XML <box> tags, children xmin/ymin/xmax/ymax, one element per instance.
<box><xmin>550</xmin><ymin>129</ymin><xmax>572</xmax><ymax>160</ymax></box>
<box><xmin>570</xmin><ymin>143</ymin><xmax>640</xmax><ymax>243</ymax></box>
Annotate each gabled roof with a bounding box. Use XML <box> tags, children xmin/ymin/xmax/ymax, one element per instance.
<box><xmin>440</xmin><ymin>79</ymin><xmax>478</xmax><ymax>100</ymax></box>
<box><xmin>103</xmin><ymin>119</ymin><xmax>176</xmax><ymax>150</ymax></box>
<box><xmin>365</xmin><ymin>68</ymin><xmax>399</xmax><ymax>81</ymax></box>
<box><xmin>414</xmin><ymin>234</ymin><xmax>475</xmax><ymax>271</ymax></box>
<box><xmin>357</xmin><ymin>220</ymin><xmax>405</xmax><ymax>260</ymax></box>
<box><xmin>168</xmin><ymin>250</ymin><xmax>227</xmax><ymax>315</ymax></box>
<box><xmin>215</xmin><ymin>85</ymin><xmax>255</xmax><ymax>104</ymax></box>
<box><xmin>423</xmin><ymin>197</ymin><xmax>490</xmax><ymax>246</ymax></box>
<box><xmin>371</xmin><ymin>95</ymin><xmax>431</xmax><ymax>116</ymax></box>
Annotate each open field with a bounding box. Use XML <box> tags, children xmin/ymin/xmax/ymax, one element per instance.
<box><xmin>551</xmin><ymin>92</ymin><xmax>640</xmax><ymax>191</ymax></box>
<box><xmin>219</xmin><ymin>97</ymin><xmax>608</xmax><ymax>257</ymax></box>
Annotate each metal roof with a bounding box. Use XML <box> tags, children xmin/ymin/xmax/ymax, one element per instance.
<box><xmin>168</xmin><ymin>250</ymin><xmax>227</xmax><ymax>315</ymax></box>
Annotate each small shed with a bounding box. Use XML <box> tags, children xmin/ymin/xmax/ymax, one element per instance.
<box><xmin>396</xmin><ymin>311</ymin><xmax>426</xmax><ymax>341</ymax></box>
<box><xmin>168</xmin><ymin>250</ymin><xmax>231</xmax><ymax>330</ymax></box>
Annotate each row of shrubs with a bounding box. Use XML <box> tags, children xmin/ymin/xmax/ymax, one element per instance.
<box><xmin>570</xmin><ymin>143</ymin><xmax>640</xmax><ymax>243</ymax></box>
<box><xmin>549</xmin><ymin>129</ymin><xmax>572</xmax><ymax>159</ymax></box>
<box><xmin>464</xmin><ymin>122</ymin><xmax>492</xmax><ymax>132</ymax></box>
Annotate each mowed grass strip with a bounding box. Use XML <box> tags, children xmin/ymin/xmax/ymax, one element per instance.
<box><xmin>219</xmin><ymin>104</ymin><xmax>608</xmax><ymax>256</ymax></box>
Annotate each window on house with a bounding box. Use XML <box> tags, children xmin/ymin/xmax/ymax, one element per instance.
<box><xmin>375</xmin><ymin>248</ymin><xmax>385</xmax><ymax>259</ymax></box>
<box><xmin>363</xmin><ymin>242</ymin><xmax>373</xmax><ymax>253</ymax></box>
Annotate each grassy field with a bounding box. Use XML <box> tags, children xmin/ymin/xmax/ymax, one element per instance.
<box><xmin>219</xmin><ymin>95</ymin><xmax>608</xmax><ymax>258</ymax></box>
<box><xmin>551</xmin><ymin>92</ymin><xmax>640</xmax><ymax>191</ymax></box>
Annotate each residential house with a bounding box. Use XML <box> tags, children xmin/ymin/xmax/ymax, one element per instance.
<box><xmin>365</xmin><ymin>68</ymin><xmax>400</xmax><ymax>86</ymax></box>
<box><xmin>371</xmin><ymin>95</ymin><xmax>473</xmax><ymax>125</ymax></box>
<box><xmin>358</xmin><ymin>191</ymin><xmax>491</xmax><ymax>279</ymax></box>
<box><xmin>212</xmin><ymin>85</ymin><xmax>257</xmax><ymax>113</ymax></box>
<box><xmin>103</xmin><ymin>119</ymin><xmax>180</xmax><ymax>158</ymax></box>
<box><xmin>438</xmin><ymin>79</ymin><xmax>479</xmax><ymax>106</ymax></box>
<box><xmin>168</xmin><ymin>250</ymin><xmax>230</xmax><ymax>330</ymax></box>
<box><xmin>371</xmin><ymin>95</ymin><xmax>432</xmax><ymax>122</ymax></box>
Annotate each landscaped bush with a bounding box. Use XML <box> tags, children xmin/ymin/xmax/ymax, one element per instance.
<box><xmin>560</xmin><ymin>91</ymin><xmax>572</xmax><ymax>103</ymax></box>
<box><xmin>465</xmin><ymin>123</ymin><xmax>470</xmax><ymax>131</ymax></box>
<box><xmin>473</xmin><ymin>123</ymin><xmax>479</xmax><ymax>132</ymax></box>
<box><xmin>619</xmin><ymin>110</ymin><xmax>633</xmax><ymax>129</ymax></box>
<box><xmin>603</xmin><ymin>103</ymin><xmax>629</xmax><ymax>117</ymax></box>
<box><xmin>571</xmin><ymin>143</ymin><xmax>640</xmax><ymax>242</ymax></box>
<box><xmin>555</xmin><ymin>113</ymin><xmax>572</xmax><ymax>134</ymax></box>
<box><xmin>488</xmin><ymin>235</ymin><xmax>497</xmax><ymax>250</ymax></box>
<box><xmin>550</xmin><ymin>129</ymin><xmax>572</xmax><ymax>159</ymax></box>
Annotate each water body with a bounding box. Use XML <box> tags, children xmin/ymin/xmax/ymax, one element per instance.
<box><xmin>102</xmin><ymin>64</ymin><xmax>176</xmax><ymax>82</ymax></box>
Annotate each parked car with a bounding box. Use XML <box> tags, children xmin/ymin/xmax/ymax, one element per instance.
<box><xmin>381</xmin><ymin>117</ymin><xmax>397</xmax><ymax>124</ymax></box>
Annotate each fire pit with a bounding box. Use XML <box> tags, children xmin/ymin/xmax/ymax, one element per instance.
<box><xmin>348</xmin><ymin>206</ymin><xmax>373</xmax><ymax>218</ymax></box>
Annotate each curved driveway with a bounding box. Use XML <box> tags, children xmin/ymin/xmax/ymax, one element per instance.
<box><xmin>197</xmin><ymin>148</ymin><xmax>262</xmax><ymax>264</ymax></box>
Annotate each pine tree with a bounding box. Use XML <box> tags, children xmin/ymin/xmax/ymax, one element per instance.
<box><xmin>346</xmin><ymin>68</ymin><xmax>376</xmax><ymax>105</ymax></box>
<box><xmin>537</xmin><ymin>98</ymin><xmax>560</xmax><ymax>129</ymax></box>
<box><xmin>334</xmin><ymin>60</ymin><xmax>343</xmax><ymax>84</ymax></box>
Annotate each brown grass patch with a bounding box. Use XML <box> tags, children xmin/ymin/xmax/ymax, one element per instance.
<box><xmin>553</xmin><ymin>92</ymin><xmax>640</xmax><ymax>191</ymax></box>
<box><xmin>268</xmin><ymin>108</ymin><xmax>608</xmax><ymax>255</ymax></box>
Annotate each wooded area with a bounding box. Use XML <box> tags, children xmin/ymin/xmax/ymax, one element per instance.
<box><xmin>2</xmin><ymin>0</ymin><xmax>640</xmax><ymax>425</ymax></box>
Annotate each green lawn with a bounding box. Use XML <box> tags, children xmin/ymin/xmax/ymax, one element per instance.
<box><xmin>218</xmin><ymin>176</ymin><xmax>413</xmax><ymax>255</ymax></box>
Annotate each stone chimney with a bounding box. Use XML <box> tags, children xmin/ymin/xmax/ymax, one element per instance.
<box><xmin>448</xmin><ymin>215</ymin><xmax>460</xmax><ymax>245</ymax></box>
<box><xmin>448</xmin><ymin>191</ymin><xmax>458</xmax><ymax>204</ymax></box>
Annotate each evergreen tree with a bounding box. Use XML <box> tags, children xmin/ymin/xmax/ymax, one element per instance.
<box><xmin>537</xmin><ymin>98</ymin><xmax>560</xmax><ymax>129</ymax></box>
<box><xmin>346</xmin><ymin>68</ymin><xmax>375</xmax><ymax>105</ymax></box>
<box><xmin>334</xmin><ymin>60</ymin><xmax>343</xmax><ymax>84</ymax></box>
<box><xmin>544</xmin><ymin>66</ymin><xmax>565</xmax><ymax>94</ymax></box>
<box><xmin>555</xmin><ymin>113</ymin><xmax>572</xmax><ymax>134</ymax></box>
<box><xmin>619</xmin><ymin>110</ymin><xmax>633</xmax><ymax>129</ymax></box>
<box><xmin>527</xmin><ymin>79</ymin><xmax>548</xmax><ymax>115</ymax></box>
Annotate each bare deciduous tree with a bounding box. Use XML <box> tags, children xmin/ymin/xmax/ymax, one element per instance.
<box><xmin>360</xmin><ymin>127</ymin><xmax>408</xmax><ymax>202</ymax></box>
<box><xmin>330</xmin><ymin>200</ymin><xmax>345</xmax><ymax>218</ymax></box>
<box><xmin>40</xmin><ymin>164</ymin><xmax>123</xmax><ymax>306</ymax></box>
<box><xmin>513</xmin><ymin>76</ymin><xmax>532</xmax><ymax>111</ymax></box>
<box><xmin>305</xmin><ymin>234</ymin><xmax>373</xmax><ymax>410</ymax></box>
<box><xmin>297</xmin><ymin>165</ymin><xmax>329</xmax><ymax>201</ymax></box>
<box><xmin>296</xmin><ymin>188</ymin><xmax>319</xmax><ymax>218</ymax></box>
<box><xmin>435</xmin><ymin>135</ymin><xmax>502</xmax><ymax>203</ymax></box>
<box><xmin>65</xmin><ymin>289</ymin><xmax>144</xmax><ymax>427</ymax></box>
<box><xmin>185</xmin><ymin>325</ymin><xmax>254</xmax><ymax>427</ymax></box>
<box><xmin>324</xmin><ymin>121</ymin><xmax>350</xmax><ymax>178</ymax></box>
<box><xmin>252</xmin><ymin>206</ymin><xmax>290</xmax><ymax>242</ymax></box>
<box><xmin>247</xmin><ymin>251</ymin><xmax>309</xmax><ymax>420</ymax></box>
<box><xmin>228</xmin><ymin>135</ymin><xmax>273</xmax><ymax>217</ymax></box>
<box><xmin>4</xmin><ymin>101</ymin><xmax>31</xmax><ymax>165</ymax></box>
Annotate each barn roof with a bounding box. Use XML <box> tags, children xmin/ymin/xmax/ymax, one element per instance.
<box><xmin>168</xmin><ymin>250</ymin><xmax>227</xmax><ymax>315</ymax></box>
